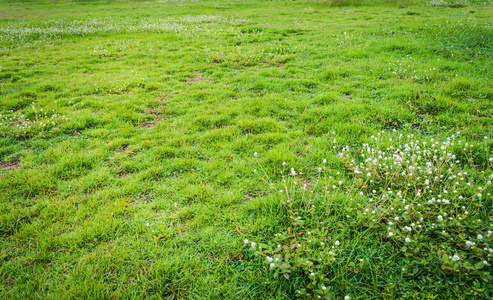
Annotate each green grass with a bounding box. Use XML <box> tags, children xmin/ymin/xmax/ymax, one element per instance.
<box><xmin>1</xmin><ymin>0</ymin><xmax>493</xmax><ymax>298</ymax></box>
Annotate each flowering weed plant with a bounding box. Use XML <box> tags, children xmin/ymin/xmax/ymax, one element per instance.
<box><xmin>247</xmin><ymin>131</ymin><xmax>492</xmax><ymax>298</ymax></box>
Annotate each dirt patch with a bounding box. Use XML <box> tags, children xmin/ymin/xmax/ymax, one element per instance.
<box><xmin>243</xmin><ymin>191</ymin><xmax>265</xmax><ymax>203</ymax></box>
<box><xmin>118</xmin><ymin>170</ymin><xmax>129</xmax><ymax>178</ymax></box>
<box><xmin>140</xmin><ymin>122</ymin><xmax>157</xmax><ymax>129</ymax></box>
<box><xmin>275</xmin><ymin>63</ymin><xmax>286</xmax><ymax>68</ymax></box>
<box><xmin>188</xmin><ymin>77</ymin><xmax>205</xmax><ymax>83</ymax></box>
<box><xmin>193</xmin><ymin>71</ymin><xmax>203</xmax><ymax>75</ymax></box>
<box><xmin>147</xmin><ymin>107</ymin><xmax>161</xmax><ymax>115</ymax></box>
<box><xmin>0</xmin><ymin>161</ymin><xmax>20</xmax><ymax>171</ymax></box>
<box><xmin>117</xmin><ymin>144</ymin><xmax>129</xmax><ymax>152</ymax></box>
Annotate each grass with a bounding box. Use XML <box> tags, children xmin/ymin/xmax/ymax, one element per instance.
<box><xmin>0</xmin><ymin>0</ymin><xmax>492</xmax><ymax>298</ymax></box>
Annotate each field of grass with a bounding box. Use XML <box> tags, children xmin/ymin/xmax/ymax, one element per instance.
<box><xmin>1</xmin><ymin>0</ymin><xmax>493</xmax><ymax>298</ymax></box>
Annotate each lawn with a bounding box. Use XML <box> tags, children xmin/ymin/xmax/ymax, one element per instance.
<box><xmin>1</xmin><ymin>0</ymin><xmax>493</xmax><ymax>298</ymax></box>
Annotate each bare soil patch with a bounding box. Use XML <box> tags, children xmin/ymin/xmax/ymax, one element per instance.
<box><xmin>188</xmin><ymin>77</ymin><xmax>205</xmax><ymax>83</ymax></box>
<box><xmin>140</xmin><ymin>122</ymin><xmax>157</xmax><ymax>129</ymax></box>
<box><xmin>0</xmin><ymin>161</ymin><xmax>20</xmax><ymax>171</ymax></box>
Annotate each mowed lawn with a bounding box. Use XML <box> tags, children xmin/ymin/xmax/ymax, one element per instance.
<box><xmin>1</xmin><ymin>0</ymin><xmax>493</xmax><ymax>298</ymax></box>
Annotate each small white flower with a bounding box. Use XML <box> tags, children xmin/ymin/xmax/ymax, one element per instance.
<box><xmin>335</xmin><ymin>240</ymin><xmax>340</xmax><ymax>246</ymax></box>
<box><xmin>254</xmin><ymin>152</ymin><xmax>258</xmax><ymax>157</ymax></box>
<box><xmin>478</xmin><ymin>235</ymin><xmax>483</xmax><ymax>240</ymax></box>
<box><xmin>282</xmin><ymin>162</ymin><xmax>286</xmax><ymax>166</ymax></box>
<box><xmin>270</xmin><ymin>263</ymin><xmax>275</xmax><ymax>269</ymax></box>
<box><xmin>405</xmin><ymin>237</ymin><xmax>411</xmax><ymax>243</ymax></box>
<box><xmin>322</xmin><ymin>286</ymin><xmax>326</xmax><ymax>290</ymax></box>
<box><xmin>452</xmin><ymin>255</ymin><xmax>460</xmax><ymax>262</ymax></box>
<box><xmin>466</xmin><ymin>241</ymin><xmax>474</xmax><ymax>247</ymax></box>
<box><xmin>267</xmin><ymin>257</ymin><xmax>273</xmax><ymax>262</ymax></box>
<box><xmin>437</xmin><ymin>216</ymin><xmax>443</xmax><ymax>221</ymax></box>
<box><xmin>367</xmin><ymin>172</ymin><xmax>371</xmax><ymax>177</ymax></box>
<box><xmin>290</xmin><ymin>168</ymin><xmax>296</xmax><ymax>176</ymax></box>
<box><xmin>323</xmin><ymin>159</ymin><xmax>327</xmax><ymax>164</ymax></box>
<box><xmin>244</xmin><ymin>239</ymin><xmax>249</xmax><ymax>244</ymax></box>
<box><xmin>388</xmin><ymin>232</ymin><xmax>393</xmax><ymax>237</ymax></box>
<box><xmin>251</xmin><ymin>242</ymin><xmax>256</xmax><ymax>248</ymax></box>
<box><xmin>345</xmin><ymin>296</ymin><xmax>350</xmax><ymax>300</ymax></box>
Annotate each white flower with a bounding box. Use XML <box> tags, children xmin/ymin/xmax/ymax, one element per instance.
<box><xmin>322</xmin><ymin>286</ymin><xmax>326</xmax><ymax>290</ymax></box>
<box><xmin>478</xmin><ymin>235</ymin><xmax>483</xmax><ymax>240</ymax></box>
<box><xmin>367</xmin><ymin>172</ymin><xmax>371</xmax><ymax>177</ymax></box>
<box><xmin>345</xmin><ymin>296</ymin><xmax>350</xmax><ymax>300</ymax></box>
<box><xmin>335</xmin><ymin>240</ymin><xmax>340</xmax><ymax>246</ymax></box>
<box><xmin>466</xmin><ymin>241</ymin><xmax>474</xmax><ymax>247</ymax></box>
<box><xmin>282</xmin><ymin>162</ymin><xmax>286</xmax><ymax>166</ymax></box>
<box><xmin>267</xmin><ymin>257</ymin><xmax>273</xmax><ymax>262</ymax></box>
<box><xmin>251</xmin><ymin>242</ymin><xmax>256</xmax><ymax>248</ymax></box>
<box><xmin>452</xmin><ymin>255</ymin><xmax>460</xmax><ymax>262</ymax></box>
<box><xmin>323</xmin><ymin>158</ymin><xmax>327</xmax><ymax>164</ymax></box>
<box><xmin>388</xmin><ymin>232</ymin><xmax>393</xmax><ymax>237</ymax></box>
<box><xmin>405</xmin><ymin>237</ymin><xmax>411</xmax><ymax>243</ymax></box>
<box><xmin>244</xmin><ymin>239</ymin><xmax>249</xmax><ymax>244</ymax></box>
<box><xmin>270</xmin><ymin>263</ymin><xmax>275</xmax><ymax>269</ymax></box>
<box><xmin>478</xmin><ymin>193</ymin><xmax>482</xmax><ymax>199</ymax></box>
<box><xmin>290</xmin><ymin>168</ymin><xmax>296</xmax><ymax>176</ymax></box>
<box><xmin>254</xmin><ymin>152</ymin><xmax>258</xmax><ymax>157</ymax></box>
<box><xmin>437</xmin><ymin>216</ymin><xmax>443</xmax><ymax>221</ymax></box>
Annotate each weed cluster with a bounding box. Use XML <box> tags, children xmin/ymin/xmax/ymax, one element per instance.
<box><xmin>247</xmin><ymin>132</ymin><xmax>492</xmax><ymax>298</ymax></box>
<box><xmin>428</xmin><ymin>0</ymin><xmax>471</xmax><ymax>7</ymax></box>
<box><xmin>0</xmin><ymin>16</ymin><xmax>246</xmax><ymax>47</ymax></box>
<box><xmin>0</xmin><ymin>104</ymin><xmax>68</xmax><ymax>137</ymax></box>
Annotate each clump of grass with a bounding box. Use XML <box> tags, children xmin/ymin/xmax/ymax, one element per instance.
<box><xmin>246</xmin><ymin>131</ymin><xmax>492</xmax><ymax>299</ymax></box>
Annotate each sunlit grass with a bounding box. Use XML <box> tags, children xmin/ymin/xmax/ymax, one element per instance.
<box><xmin>0</xmin><ymin>0</ymin><xmax>492</xmax><ymax>298</ymax></box>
